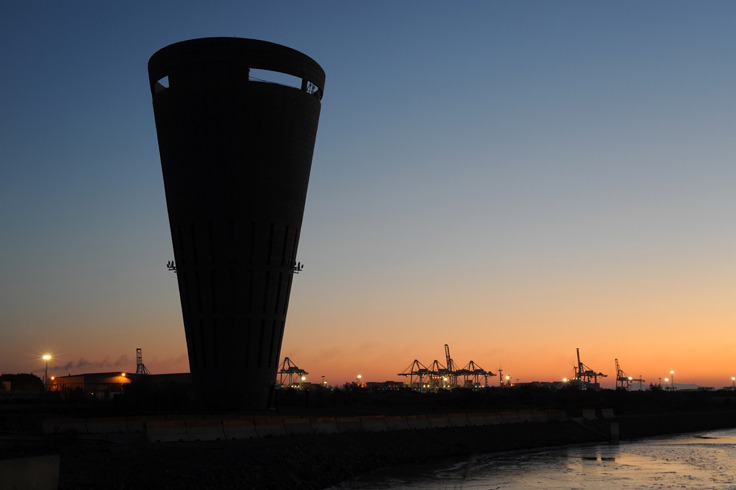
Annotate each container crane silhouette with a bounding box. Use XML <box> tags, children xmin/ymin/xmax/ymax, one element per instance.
<box><xmin>615</xmin><ymin>358</ymin><xmax>645</xmax><ymax>390</ymax></box>
<box><xmin>573</xmin><ymin>348</ymin><xmax>606</xmax><ymax>386</ymax></box>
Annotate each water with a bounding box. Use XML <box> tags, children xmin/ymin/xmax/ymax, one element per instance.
<box><xmin>329</xmin><ymin>429</ymin><xmax>736</xmax><ymax>489</ymax></box>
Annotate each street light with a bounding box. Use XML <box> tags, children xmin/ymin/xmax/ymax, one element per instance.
<box><xmin>42</xmin><ymin>355</ymin><xmax>51</xmax><ymax>389</ymax></box>
<box><xmin>731</xmin><ymin>376</ymin><xmax>735</xmax><ymax>388</ymax></box>
<box><xmin>356</xmin><ymin>374</ymin><xmax>362</xmax><ymax>387</ymax></box>
<box><xmin>670</xmin><ymin>371</ymin><xmax>675</xmax><ymax>390</ymax></box>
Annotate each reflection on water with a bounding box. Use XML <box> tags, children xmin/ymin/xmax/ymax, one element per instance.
<box><xmin>329</xmin><ymin>429</ymin><xmax>736</xmax><ymax>489</ymax></box>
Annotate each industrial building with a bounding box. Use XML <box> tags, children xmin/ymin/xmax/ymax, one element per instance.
<box><xmin>47</xmin><ymin>372</ymin><xmax>190</xmax><ymax>400</ymax></box>
<box><xmin>148</xmin><ymin>38</ymin><xmax>325</xmax><ymax>410</ymax></box>
<box><xmin>47</xmin><ymin>372</ymin><xmax>133</xmax><ymax>400</ymax></box>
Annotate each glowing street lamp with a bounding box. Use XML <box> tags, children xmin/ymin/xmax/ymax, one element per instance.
<box><xmin>731</xmin><ymin>377</ymin><xmax>735</xmax><ymax>388</ymax></box>
<box><xmin>356</xmin><ymin>374</ymin><xmax>362</xmax><ymax>387</ymax></box>
<box><xmin>670</xmin><ymin>371</ymin><xmax>675</xmax><ymax>390</ymax></box>
<box><xmin>42</xmin><ymin>355</ymin><xmax>51</xmax><ymax>389</ymax></box>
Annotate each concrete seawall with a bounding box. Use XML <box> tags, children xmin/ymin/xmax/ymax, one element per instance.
<box><xmin>43</xmin><ymin>409</ymin><xmax>570</xmax><ymax>441</ymax></box>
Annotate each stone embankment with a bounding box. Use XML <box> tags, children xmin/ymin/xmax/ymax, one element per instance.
<box><xmin>41</xmin><ymin>409</ymin><xmax>570</xmax><ymax>442</ymax></box>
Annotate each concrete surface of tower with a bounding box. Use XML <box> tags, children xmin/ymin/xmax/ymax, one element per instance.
<box><xmin>148</xmin><ymin>38</ymin><xmax>325</xmax><ymax>410</ymax></box>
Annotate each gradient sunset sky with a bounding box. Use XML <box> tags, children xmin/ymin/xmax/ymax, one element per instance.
<box><xmin>1</xmin><ymin>2</ymin><xmax>735</xmax><ymax>389</ymax></box>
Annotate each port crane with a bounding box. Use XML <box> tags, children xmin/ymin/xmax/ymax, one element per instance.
<box><xmin>135</xmin><ymin>348</ymin><xmax>151</xmax><ymax>375</ymax></box>
<box><xmin>427</xmin><ymin>360</ymin><xmax>451</xmax><ymax>388</ymax></box>
<box><xmin>398</xmin><ymin>359</ymin><xmax>431</xmax><ymax>391</ymax></box>
<box><xmin>278</xmin><ymin>357</ymin><xmax>308</xmax><ymax>388</ymax></box>
<box><xmin>398</xmin><ymin>344</ymin><xmax>496</xmax><ymax>391</ymax></box>
<box><xmin>445</xmin><ymin>344</ymin><xmax>459</xmax><ymax>387</ymax></box>
<box><xmin>615</xmin><ymin>359</ymin><xmax>645</xmax><ymax>391</ymax></box>
<box><xmin>456</xmin><ymin>360</ymin><xmax>496</xmax><ymax>387</ymax></box>
<box><xmin>573</xmin><ymin>348</ymin><xmax>606</xmax><ymax>387</ymax></box>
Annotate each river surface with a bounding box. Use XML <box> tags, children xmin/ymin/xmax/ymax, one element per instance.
<box><xmin>328</xmin><ymin>428</ymin><xmax>736</xmax><ymax>489</ymax></box>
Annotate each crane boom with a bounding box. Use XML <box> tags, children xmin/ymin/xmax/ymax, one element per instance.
<box><xmin>573</xmin><ymin>348</ymin><xmax>606</xmax><ymax>387</ymax></box>
<box><xmin>444</xmin><ymin>344</ymin><xmax>456</xmax><ymax>387</ymax></box>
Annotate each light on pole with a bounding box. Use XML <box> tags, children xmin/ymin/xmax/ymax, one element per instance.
<box><xmin>670</xmin><ymin>371</ymin><xmax>675</xmax><ymax>390</ymax></box>
<box><xmin>356</xmin><ymin>374</ymin><xmax>362</xmax><ymax>387</ymax></box>
<box><xmin>42</xmin><ymin>355</ymin><xmax>51</xmax><ymax>389</ymax></box>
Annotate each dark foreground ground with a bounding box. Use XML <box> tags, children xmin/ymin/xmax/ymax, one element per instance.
<box><xmin>3</xmin><ymin>388</ymin><xmax>736</xmax><ymax>489</ymax></box>
<box><xmin>3</xmin><ymin>410</ymin><xmax>735</xmax><ymax>490</ymax></box>
<box><xmin>26</xmin><ymin>421</ymin><xmax>606</xmax><ymax>490</ymax></box>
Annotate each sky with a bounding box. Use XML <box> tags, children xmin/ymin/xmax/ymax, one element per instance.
<box><xmin>1</xmin><ymin>1</ymin><xmax>735</xmax><ymax>389</ymax></box>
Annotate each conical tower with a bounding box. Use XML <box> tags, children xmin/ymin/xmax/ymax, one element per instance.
<box><xmin>148</xmin><ymin>38</ymin><xmax>325</xmax><ymax>409</ymax></box>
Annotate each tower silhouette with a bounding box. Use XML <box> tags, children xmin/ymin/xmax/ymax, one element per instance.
<box><xmin>148</xmin><ymin>38</ymin><xmax>325</xmax><ymax>409</ymax></box>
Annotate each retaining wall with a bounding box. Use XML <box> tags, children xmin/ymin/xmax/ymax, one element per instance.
<box><xmin>41</xmin><ymin>409</ymin><xmax>608</xmax><ymax>443</ymax></box>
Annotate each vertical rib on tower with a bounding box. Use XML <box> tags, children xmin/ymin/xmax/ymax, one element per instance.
<box><xmin>148</xmin><ymin>38</ymin><xmax>325</xmax><ymax>410</ymax></box>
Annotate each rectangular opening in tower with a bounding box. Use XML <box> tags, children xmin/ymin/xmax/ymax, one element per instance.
<box><xmin>249</xmin><ymin>69</ymin><xmax>301</xmax><ymax>89</ymax></box>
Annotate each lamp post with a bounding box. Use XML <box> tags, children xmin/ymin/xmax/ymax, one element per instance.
<box><xmin>731</xmin><ymin>377</ymin><xmax>735</xmax><ymax>389</ymax></box>
<box><xmin>670</xmin><ymin>371</ymin><xmax>675</xmax><ymax>391</ymax></box>
<box><xmin>42</xmin><ymin>355</ymin><xmax>51</xmax><ymax>389</ymax></box>
<box><xmin>356</xmin><ymin>374</ymin><xmax>362</xmax><ymax>387</ymax></box>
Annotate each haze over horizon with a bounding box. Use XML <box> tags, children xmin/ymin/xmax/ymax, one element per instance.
<box><xmin>1</xmin><ymin>2</ymin><xmax>735</xmax><ymax>389</ymax></box>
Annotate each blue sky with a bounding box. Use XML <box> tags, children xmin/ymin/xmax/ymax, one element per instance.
<box><xmin>1</xmin><ymin>2</ymin><xmax>735</xmax><ymax>386</ymax></box>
